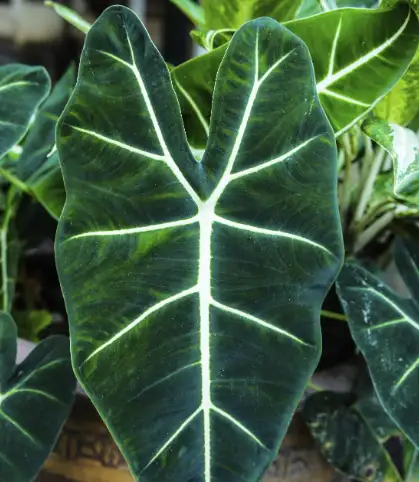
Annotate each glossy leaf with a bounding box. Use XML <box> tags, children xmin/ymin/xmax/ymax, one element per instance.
<box><xmin>56</xmin><ymin>6</ymin><xmax>342</xmax><ymax>481</ymax></box>
<box><xmin>201</xmin><ymin>0</ymin><xmax>303</xmax><ymax>29</ymax></box>
<box><xmin>173</xmin><ymin>3</ymin><xmax>419</xmax><ymax>147</ymax></box>
<box><xmin>336</xmin><ymin>242</ymin><xmax>419</xmax><ymax>449</ymax></box>
<box><xmin>375</xmin><ymin>50</ymin><xmax>419</xmax><ymax>128</ymax></box>
<box><xmin>169</xmin><ymin>0</ymin><xmax>205</xmax><ymax>26</ymax></box>
<box><xmin>303</xmin><ymin>391</ymin><xmax>401</xmax><ymax>482</ymax></box>
<box><xmin>45</xmin><ymin>1</ymin><xmax>91</xmax><ymax>33</ymax></box>
<box><xmin>0</xmin><ymin>64</ymin><xmax>50</xmax><ymax>159</ymax></box>
<box><xmin>0</xmin><ymin>312</ymin><xmax>76</xmax><ymax>481</ymax></box>
<box><xmin>297</xmin><ymin>0</ymin><xmax>380</xmax><ymax>18</ymax></box>
<box><xmin>362</xmin><ymin>118</ymin><xmax>419</xmax><ymax>200</ymax></box>
<box><xmin>18</xmin><ymin>65</ymin><xmax>75</xmax><ymax>182</ymax></box>
<box><xmin>29</xmin><ymin>152</ymin><xmax>65</xmax><ymax>220</ymax></box>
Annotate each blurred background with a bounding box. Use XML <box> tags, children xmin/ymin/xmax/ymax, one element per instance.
<box><xmin>0</xmin><ymin>0</ymin><xmax>198</xmax><ymax>76</ymax></box>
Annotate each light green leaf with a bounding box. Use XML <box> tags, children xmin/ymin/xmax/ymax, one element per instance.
<box><xmin>45</xmin><ymin>1</ymin><xmax>91</xmax><ymax>33</ymax></box>
<box><xmin>303</xmin><ymin>391</ymin><xmax>402</xmax><ymax>482</ymax></box>
<box><xmin>173</xmin><ymin>3</ymin><xmax>419</xmax><ymax>147</ymax></box>
<box><xmin>405</xmin><ymin>442</ymin><xmax>419</xmax><ymax>482</ymax></box>
<box><xmin>13</xmin><ymin>310</ymin><xmax>53</xmax><ymax>342</ymax></box>
<box><xmin>336</xmin><ymin>243</ymin><xmax>419</xmax><ymax>449</ymax></box>
<box><xmin>169</xmin><ymin>0</ymin><xmax>205</xmax><ymax>26</ymax></box>
<box><xmin>362</xmin><ymin>117</ymin><xmax>419</xmax><ymax>199</ymax></box>
<box><xmin>201</xmin><ymin>0</ymin><xmax>303</xmax><ymax>29</ymax></box>
<box><xmin>29</xmin><ymin>152</ymin><xmax>65</xmax><ymax>220</ymax></box>
<box><xmin>297</xmin><ymin>0</ymin><xmax>380</xmax><ymax>18</ymax></box>
<box><xmin>375</xmin><ymin>49</ymin><xmax>419</xmax><ymax>127</ymax></box>
<box><xmin>0</xmin><ymin>64</ymin><xmax>50</xmax><ymax>159</ymax></box>
<box><xmin>0</xmin><ymin>312</ymin><xmax>76</xmax><ymax>482</ymax></box>
<box><xmin>56</xmin><ymin>6</ymin><xmax>342</xmax><ymax>481</ymax></box>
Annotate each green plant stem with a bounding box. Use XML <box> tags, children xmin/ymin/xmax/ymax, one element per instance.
<box><xmin>340</xmin><ymin>135</ymin><xmax>354</xmax><ymax>222</ymax></box>
<box><xmin>321</xmin><ymin>309</ymin><xmax>348</xmax><ymax>322</ymax></box>
<box><xmin>0</xmin><ymin>167</ymin><xmax>29</xmax><ymax>193</ymax></box>
<box><xmin>406</xmin><ymin>449</ymin><xmax>419</xmax><ymax>482</ymax></box>
<box><xmin>307</xmin><ymin>381</ymin><xmax>323</xmax><ymax>392</ymax></box>
<box><xmin>353</xmin><ymin>147</ymin><xmax>386</xmax><ymax>223</ymax></box>
<box><xmin>0</xmin><ymin>188</ymin><xmax>19</xmax><ymax>312</ymax></box>
<box><xmin>356</xmin><ymin>200</ymin><xmax>395</xmax><ymax>233</ymax></box>
<box><xmin>354</xmin><ymin>211</ymin><xmax>394</xmax><ymax>253</ymax></box>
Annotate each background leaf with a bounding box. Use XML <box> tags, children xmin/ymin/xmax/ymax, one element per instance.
<box><xmin>336</xmin><ymin>248</ymin><xmax>419</xmax><ymax>449</ymax></box>
<box><xmin>173</xmin><ymin>3</ymin><xmax>419</xmax><ymax>147</ymax></box>
<box><xmin>0</xmin><ymin>312</ymin><xmax>76</xmax><ymax>482</ymax></box>
<box><xmin>169</xmin><ymin>0</ymin><xmax>205</xmax><ymax>26</ymax></box>
<box><xmin>303</xmin><ymin>391</ymin><xmax>402</xmax><ymax>482</ymax></box>
<box><xmin>362</xmin><ymin>117</ymin><xmax>419</xmax><ymax>199</ymax></box>
<box><xmin>56</xmin><ymin>6</ymin><xmax>342</xmax><ymax>481</ymax></box>
<box><xmin>0</xmin><ymin>64</ymin><xmax>50</xmax><ymax>159</ymax></box>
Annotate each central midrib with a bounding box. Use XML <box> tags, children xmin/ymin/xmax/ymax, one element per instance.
<box><xmin>198</xmin><ymin>201</ymin><xmax>214</xmax><ymax>482</ymax></box>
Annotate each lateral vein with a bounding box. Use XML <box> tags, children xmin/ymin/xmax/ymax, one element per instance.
<box><xmin>212</xmin><ymin>404</ymin><xmax>267</xmax><ymax>448</ymax></box>
<box><xmin>141</xmin><ymin>407</ymin><xmax>202</xmax><ymax>472</ymax></box>
<box><xmin>213</xmin><ymin>215</ymin><xmax>334</xmax><ymax>256</ymax></box>
<box><xmin>67</xmin><ymin>216</ymin><xmax>199</xmax><ymax>241</ymax></box>
<box><xmin>317</xmin><ymin>9</ymin><xmax>411</xmax><ymax>92</ymax></box>
<box><xmin>211</xmin><ymin>299</ymin><xmax>311</xmax><ymax>346</ymax></box>
<box><xmin>229</xmin><ymin>136</ymin><xmax>319</xmax><ymax>180</ymax></box>
<box><xmin>68</xmin><ymin>125</ymin><xmax>166</xmax><ymax>161</ymax></box>
<box><xmin>394</xmin><ymin>358</ymin><xmax>419</xmax><ymax>391</ymax></box>
<box><xmin>321</xmin><ymin>89</ymin><xmax>370</xmax><ymax>107</ymax></box>
<box><xmin>83</xmin><ymin>286</ymin><xmax>199</xmax><ymax>364</ymax></box>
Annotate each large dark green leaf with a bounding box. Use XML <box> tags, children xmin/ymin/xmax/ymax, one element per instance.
<box><xmin>56</xmin><ymin>6</ymin><xmax>342</xmax><ymax>481</ymax></box>
<box><xmin>0</xmin><ymin>312</ymin><xmax>76</xmax><ymax>481</ymax></box>
<box><xmin>336</xmin><ymin>241</ymin><xmax>419</xmax><ymax>449</ymax></box>
<box><xmin>173</xmin><ymin>3</ymin><xmax>419</xmax><ymax>147</ymax></box>
<box><xmin>0</xmin><ymin>64</ymin><xmax>50</xmax><ymax>159</ymax></box>
<box><xmin>303</xmin><ymin>391</ymin><xmax>402</xmax><ymax>482</ymax></box>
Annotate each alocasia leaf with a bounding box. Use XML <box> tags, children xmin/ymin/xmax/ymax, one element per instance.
<box><xmin>18</xmin><ymin>65</ymin><xmax>75</xmax><ymax>182</ymax></box>
<box><xmin>298</xmin><ymin>0</ymin><xmax>380</xmax><ymax>18</ymax></box>
<box><xmin>0</xmin><ymin>312</ymin><xmax>76</xmax><ymax>481</ymax></box>
<box><xmin>173</xmin><ymin>3</ymin><xmax>419</xmax><ymax>147</ymax></box>
<box><xmin>362</xmin><ymin>117</ymin><xmax>419</xmax><ymax>200</ymax></box>
<box><xmin>336</xmin><ymin>239</ymin><xmax>419</xmax><ymax>449</ymax></box>
<box><xmin>0</xmin><ymin>64</ymin><xmax>50</xmax><ymax>159</ymax></box>
<box><xmin>56</xmin><ymin>6</ymin><xmax>342</xmax><ymax>481</ymax></box>
<box><xmin>303</xmin><ymin>391</ymin><xmax>402</xmax><ymax>482</ymax></box>
<box><xmin>201</xmin><ymin>0</ymin><xmax>303</xmax><ymax>28</ymax></box>
<box><xmin>11</xmin><ymin>66</ymin><xmax>76</xmax><ymax>219</ymax></box>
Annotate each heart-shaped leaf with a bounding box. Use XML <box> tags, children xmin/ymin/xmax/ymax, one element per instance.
<box><xmin>336</xmin><ymin>240</ymin><xmax>419</xmax><ymax>449</ymax></box>
<box><xmin>362</xmin><ymin>117</ymin><xmax>419</xmax><ymax>200</ymax></box>
<box><xmin>0</xmin><ymin>312</ymin><xmax>76</xmax><ymax>481</ymax></box>
<box><xmin>0</xmin><ymin>64</ymin><xmax>50</xmax><ymax>159</ymax></box>
<box><xmin>56</xmin><ymin>6</ymin><xmax>342</xmax><ymax>481</ymax></box>
<box><xmin>173</xmin><ymin>3</ymin><xmax>419</xmax><ymax>147</ymax></box>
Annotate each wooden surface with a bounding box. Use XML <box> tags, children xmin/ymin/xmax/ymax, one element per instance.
<box><xmin>36</xmin><ymin>396</ymin><xmax>346</xmax><ymax>482</ymax></box>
